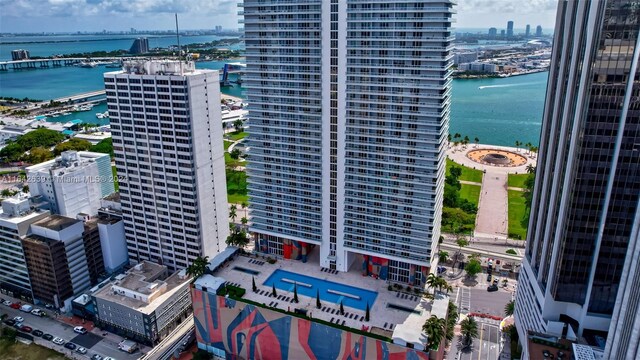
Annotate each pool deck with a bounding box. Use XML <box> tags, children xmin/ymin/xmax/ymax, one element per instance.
<box><xmin>212</xmin><ymin>254</ymin><xmax>440</xmax><ymax>348</ymax></box>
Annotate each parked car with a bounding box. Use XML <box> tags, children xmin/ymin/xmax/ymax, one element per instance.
<box><xmin>19</xmin><ymin>325</ymin><xmax>33</xmax><ymax>333</ymax></box>
<box><xmin>13</xmin><ymin>316</ymin><xmax>24</xmax><ymax>323</ymax></box>
<box><xmin>20</xmin><ymin>304</ymin><xmax>33</xmax><ymax>313</ymax></box>
<box><xmin>3</xmin><ymin>319</ymin><xmax>15</xmax><ymax>326</ymax></box>
<box><xmin>104</xmin><ymin>357</ymin><xmax>116</xmax><ymax>360</ymax></box>
<box><xmin>31</xmin><ymin>309</ymin><xmax>44</xmax><ymax>316</ymax></box>
<box><xmin>64</xmin><ymin>343</ymin><xmax>77</xmax><ymax>350</ymax></box>
<box><xmin>486</xmin><ymin>274</ymin><xmax>492</xmax><ymax>282</ymax></box>
<box><xmin>487</xmin><ymin>284</ymin><xmax>499</xmax><ymax>292</ymax></box>
<box><xmin>76</xmin><ymin>347</ymin><xmax>87</xmax><ymax>354</ymax></box>
<box><xmin>91</xmin><ymin>354</ymin><xmax>104</xmax><ymax>360</ymax></box>
<box><xmin>32</xmin><ymin>330</ymin><xmax>44</xmax><ymax>337</ymax></box>
<box><xmin>493</xmin><ymin>278</ymin><xmax>499</xmax><ymax>285</ymax></box>
<box><xmin>10</xmin><ymin>303</ymin><xmax>21</xmax><ymax>309</ymax></box>
<box><xmin>73</xmin><ymin>326</ymin><xmax>87</xmax><ymax>334</ymax></box>
<box><xmin>52</xmin><ymin>337</ymin><xmax>65</xmax><ymax>345</ymax></box>
<box><xmin>1</xmin><ymin>300</ymin><xmax>11</xmax><ymax>306</ymax></box>
<box><xmin>42</xmin><ymin>334</ymin><xmax>54</xmax><ymax>341</ymax></box>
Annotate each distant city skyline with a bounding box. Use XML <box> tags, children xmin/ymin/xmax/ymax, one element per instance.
<box><xmin>0</xmin><ymin>0</ymin><xmax>557</xmax><ymax>34</ymax></box>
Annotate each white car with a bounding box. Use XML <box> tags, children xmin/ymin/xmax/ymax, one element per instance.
<box><xmin>31</xmin><ymin>309</ymin><xmax>44</xmax><ymax>316</ymax></box>
<box><xmin>13</xmin><ymin>316</ymin><xmax>24</xmax><ymax>323</ymax></box>
<box><xmin>2</xmin><ymin>300</ymin><xmax>12</xmax><ymax>306</ymax></box>
<box><xmin>76</xmin><ymin>347</ymin><xmax>87</xmax><ymax>354</ymax></box>
<box><xmin>52</xmin><ymin>337</ymin><xmax>65</xmax><ymax>345</ymax></box>
<box><xmin>73</xmin><ymin>326</ymin><xmax>87</xmax><ymax>334</ymax></box>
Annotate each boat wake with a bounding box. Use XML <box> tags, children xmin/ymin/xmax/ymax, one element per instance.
<box><xmin>479</xmin><ymin>82</ymin><xmax>543</xmax><ymax>90</ymax></box>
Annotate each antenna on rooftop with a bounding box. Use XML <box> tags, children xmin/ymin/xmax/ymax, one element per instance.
<box><xmin>175</xmin><ymin>13</ymin><xmax>183</xmax><ymax>75</ymax></box>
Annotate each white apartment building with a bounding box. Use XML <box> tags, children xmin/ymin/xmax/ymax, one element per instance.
<box><xmin>0</xmin><ymin>194</ymin><xmax>50</xmax><ymax>301</ymax></box>
<box><xmin>243</xmin><ymin>0</ymin><xmax>454</xmax><ymax>283</ymax></box>
<box><xmin>104</xmin><ymin>60</ymin><xmax>229</xmax><ymax>272</ymax></box>
<box><xmin>26</xmin><ymin>151</ymin><xmax>114</xmax><ymax>217</ymax></box>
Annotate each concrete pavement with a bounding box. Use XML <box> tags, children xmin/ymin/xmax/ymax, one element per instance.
<box><xmin>475</xmin><ymin>172</ymin><xmax>509</xmax><ymax>239</ymax></box>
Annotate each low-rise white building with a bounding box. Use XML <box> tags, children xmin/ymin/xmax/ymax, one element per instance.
<box><xmin>26</xmin><ymin>151</ymin><xmax>115</xmax><ymax>217</ymax></box>
<box><xmin>97</xmin><ymin>193</ymin><xmax>128</xmax><ymax>274</ymax></box>
<box><xmin>92</xmin><ymin>261</ymin><xmax>192</xmax><ymax>345</ymax></box>
<box><xmin>458</xmin><ymin>62</ymin><xmax>497</xmax><ymax>73</ymax></box>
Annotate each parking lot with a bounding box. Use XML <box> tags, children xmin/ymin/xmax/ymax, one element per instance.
<box><xmin>1</xmin><ymin>298</ymin><xmax>140</xmax><ymax>360</ymax></box>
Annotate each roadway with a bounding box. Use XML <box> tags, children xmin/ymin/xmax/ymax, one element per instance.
<box><xmin>0</xmin><ymin>301</ymin><xmax>140</xmax><ymax>360</ymax></box>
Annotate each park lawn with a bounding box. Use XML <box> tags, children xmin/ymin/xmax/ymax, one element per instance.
<box><xmin>508</xmin><ymin>173</ymin><xmax>529</xmax><ymax>188</ymax></box>
<box><xmin>226</xmin><ymin>169</ymin><xmax>248</xmax><ymax>204</ymax></box>
<box><xmin>223</xmin><ymin>140</ymin><xmax>233</xmax><ymax>151</ymax></box>
<box><xmin>226</xmin><ymin>131</ymin><xmax>248</xmax><ymax>141</ymax></box>
<box><xmin>459</xmin><ymin>183</ymin><xmax>481</xmax><ymax>207</ymax></box>
<box><xmin>446</xmin><ymin>158</ymin><xmax>483</xmax><ymax>183</ymax></box>
<box><xmin>0</xmin><ymin>338</ymin><xmax>65</xmax><ymax>360</ymax></box>
<box><xmin>508</xmin><ymin>190</ymin><xmax>529</xmax><ymax>240</ymax></box>
<box><xmin>111</xmin><ymin>166</ymin><xmax>119</xmax><ymax>191</ymax></box>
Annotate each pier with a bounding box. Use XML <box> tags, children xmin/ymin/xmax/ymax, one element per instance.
<box><xmin>45</xmin><ymin>90</ymin><xmax>107</xmax><ymax>104</ymax></box>
<box><xmin>0</xmin><ymin>57</ymin><xmax>142</xmax><ymax>71</ymax></box>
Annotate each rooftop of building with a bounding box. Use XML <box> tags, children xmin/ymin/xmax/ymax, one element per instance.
<box><xmin>526</xmin><ymin>331</ymin><xmax>574</xmax><ymax>360</ymax></box>
<box><xmin>22</xmin><ymin>233</ymin><xmax>62</xmax><ymax>247</ymax></box>
<box><xmin>194</xmin><ymin>250</ymin><xmax>445</xmax><ymax>349</ymax></box>
<box><xmin>0</xmin><ymin>194</ymin><xmax>49</xmax><ymax>225</ymax></box>
<box><xmin>26</xmin><ymin>150</ymin><xmax>108</xmax><ymax>173</ymax></box>
<box><xmin>106</xmin><ymin>60</ymin><xmax>214</xmax><ymax>77</ymax></box>
<box><xmin>103</xmin><ymin>193</ymin><xmax>120</xmax><ymax>202</ymax></box>
<box><xmin>33</xmin><ymin>214</ymin><xmax>81</xmax><ymax>232</ymax></box>
<box><xmin>92</xmin><ymin>261</ymin><xmax>191</xmax><ymax>315</ymax></box>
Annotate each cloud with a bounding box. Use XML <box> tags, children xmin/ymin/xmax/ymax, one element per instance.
<box><xmin>0</xmin><ymin>0</ymin><xmax>237</xmax><ymax>18</ymax></box>
<box><xmin>456</xmin><ymin>0</ymin><xmax>557</xmax><ymax>14</ymax></box>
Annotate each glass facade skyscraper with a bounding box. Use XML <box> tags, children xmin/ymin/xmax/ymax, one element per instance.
<box><xmin>243</xmin><ymin>0</ymin><xmax>454</xmax><ymax>282</ymax></box>
<box><xmin>515</xmin><ymin>1</ymin><xmax>640</xmax><ymax>358</ymax></box>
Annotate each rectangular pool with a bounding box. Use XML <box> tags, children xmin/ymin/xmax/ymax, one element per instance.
<box><xmin>263</xmin><ymin>269</ymin><xmax>377</xmax><ymax>311</ymax></box>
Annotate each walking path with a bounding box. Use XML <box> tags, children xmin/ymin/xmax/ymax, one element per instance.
<box><xmin>447</xmin><ymin>144</ymin><xmax>537</xmax><ymax>239</ymax></box>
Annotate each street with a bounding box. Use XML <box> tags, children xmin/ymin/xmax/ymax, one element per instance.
<box><xmin>1</xmin><ymin>301</ymin><xmax>140</xmax><ymax>360</ymax></box>
<box><xmin>448</xmin><ymin>319</ymin><xmax>503</xmax><ymax>360</ymax></box>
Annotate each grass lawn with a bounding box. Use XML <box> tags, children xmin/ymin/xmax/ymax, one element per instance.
<box><xmin>111</xmin><ymin>166</ymin><xmax>119</xmax><ymax>191</ymax></box>
<box><xmin>226</xmin><ymin>169</ymin><xmax>248</xmax><ymax>204</ymax></box>
<box><xmin>508</xmin><ymin>190</ymin><xmax>529</xmax><ymax>240</ymax></box>
<box><xmin>0</xmin><ymin>338</ymin><xmax>65</xmax><ymax>360</ymax></box>
<box><xmin>446</xmin><ymin>158</ymin><xmax>484</xmax><ymax>183</ymax></box>
<box><xmin>223</xmin><ymin>140</ymin><xmax>233</xmax><ymax>151</ymax></box>
<box><xmin>508</xmin><ymin>173</ymin><xmax>530</xmax><ymax>188</ymax></box>
<box><xmin>226</xmin><ymin>131</ymin><xmax>248</xmax><ymax>141</ymax></box>
<box><xmin>459</xmin><ymin>183</ymin><xmax>481</xmax><ymax>206</ymax></box>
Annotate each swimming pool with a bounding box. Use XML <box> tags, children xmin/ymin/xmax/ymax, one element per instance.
<box><xmin>263</xmin><ymin>269</ymin><xmax>377</xmax><ymax>311</ymax></box>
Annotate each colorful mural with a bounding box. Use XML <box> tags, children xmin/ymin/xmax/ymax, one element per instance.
<box><xmin>282</xmin><ymin>239</ymin><xmax>312</xmax><ymax>262</ymax></box>
<box><xmin>192</xmin><ymin>287</ymin><xmax>430</xmax><ymax>360</ymax></box>
<box><xmin>362</xmin><ymin>256</ymin><xmax>389</xmax><ymax>280</ymax></box>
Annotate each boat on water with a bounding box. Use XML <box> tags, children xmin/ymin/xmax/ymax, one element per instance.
<box><xmin>96</xmin><ymin>111</ymin><xmax>109</xmax><ymax>119</ymax></box>
<box><xmin>79</xmin><ymin>61</ymin><xmax>98</xmax><ymax>68</ymax></box>
<box><xmin>105</xmin><ymin>62</ymin><xmax>122</xmax><ymax>68</ymax></box>
<box><xmin>61</xmin><ymin>112</ymin><xmax>72</xmax><ymax>116</ymax></box>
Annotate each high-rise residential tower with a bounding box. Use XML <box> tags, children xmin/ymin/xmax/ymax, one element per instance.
<box><xmin>244</xmin><ymin>0</ymin><xmax>454</xmax><ymax>283</ymax></box>
<box><xmin>104</xmin><ymin>60</ymin><xmax>229</xmax><ymax>272</ymax></box>
<box><xmin>488</xmin><ymin>27</ymin><xmax>498</xmax><ymax>38</ymax></box>
<box><xmin>515</xmin><ymin>1</ymin><xmax>640</xmax><ymax>358</ymax></box>
<box><xmin>525</xmin><ymin>24</ymin><xmax>531</xmax><ymax>37</ymax></box>
<box><xmin>506</xmin><ymin>20</ymin><xmax>514</xmax><ymax>37</ymax></box>
<box><xmin>536</xmin><ymin>24</ymin><xmax>543</xmax><ymax>37</ymax></box>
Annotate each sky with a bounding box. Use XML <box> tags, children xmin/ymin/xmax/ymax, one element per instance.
<box><xmin>0</xmin><ymin>0</ymin><xmax>558</xmax><ymax>34</ymax></box>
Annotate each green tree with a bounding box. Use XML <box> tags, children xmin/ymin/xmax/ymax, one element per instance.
<box><xmin>53</xmin><ymin>138</ymin><xmax>92</xmax><ymax>155</ymax></box>
<box><xmin>229</xmin><ymin>205</ymin><xmax>237</xmax><ymax>222</ymax></box>
<box><xmin>192</xmin><ymin>350</ymin><xmax>212</xmax><ymax>360</ymax></box>
<box><xmin>225</xmin><ymin>228</ymin><xmax>250</xmax><ymax>248</ymax></box>
<box><xmin>21</xmin><ymin>185</ymin><xmax>29</xmax><ymax>193</ymax></box>
<box><xmin>506</xmin><ymin>249</ymin><xmax>517</xmax><ymax>255</ymax></box>
<box><xmin>230</xmin><ymin>148</ymin><xmax>241</xmax><ymax>160</ymax></box>
<box><xmin>438</xmin><ymin>251</ymin><xmax>449</xmax><ymax>264</ymax></box>
<box><xmin>460</xmin><ymin>317</ymin><xmax>479</xmax><ymax>347</ymax></box>
<box><xmin>526</xmin><ymin>164</ymin><xmax>536</xmax><ymax>174</ymax></box>
<box><xmin>474</xmin><ymin>137</ymin><xmax>480</xmax><ymax>147</ymax></box>
<box><xmin>233</xmin><ymin>119</ymin><xmax>244</xmax><ymax>132</ymax></box>
<box><xmin>25</xmin><ymin>146</ymin><xmax>54</xmax><ymax>164</ymax></box>
<box><xmin>186</xmin><ymin>256</ymin><xmax>210</xmax><ymax>279</ymax></box>
<box><xmin>90</xmin><ymin>138</ymin><xmax>114</xmax><ymax>158</ymax></box>
<box><xmin>293</xmin><ymin>284</ymin><xmax>299</xmax><ymax>303</ymax></box>
<box><xmin>504</xmin><ymin>300</ymin><xmax>515</xmax><ymax>316</ymax></box>
<box><xmin>1</xmin><ymin>189</ymin><xmax>12</xmax><ymax>197</ymax></box>
<box><xmin>252</xmin><ymin>276</ymin><xmax>257</xmax><ymax>292</ymax></box>
<box><xmin>316</xmin><ymin>290</ymin><xmax>321</xmax><ymax>309</ymax></box>
<box><xmin>426</xmin><ymin>273</ymin><xmax>439</xmax><ymax>293</ymax></box>
<box><xmin>422</xmin><ymin>315</ymin><xmax>446</xmax><ymax>350</ymax></box>
<box><xmin>365</xmin><ymin>302</ymin><xmax>370</xmax><ymax>322</ymax></box>
<box><xmin>446</xmin><ymin>301</ymin><xmax>458</xmax><ymax>341</ymax></box>
<box><xmin>241</xmin><ymin>216</ymin><xmax>248</xmax><ymax>229</ymax></box>
<box><xmin>241</xmin><ymin>201</ymin><xmax>248</xmax><ymax>217</ymax></box>
<box><xmin>464</xmin><ymin>259</ymin><xmax>482</xmax><ymax>278</ymax></box>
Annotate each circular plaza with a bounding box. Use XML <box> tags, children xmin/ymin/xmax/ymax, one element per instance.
<box><xmin>466</xmin><ymin>149</ymin><xmax>528</xmax><ymax>167</ymax></box>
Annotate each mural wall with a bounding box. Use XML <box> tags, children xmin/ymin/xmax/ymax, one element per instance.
<box><xmin>192</xmin><ymin>287</ymin><xmax>430</xmax><ymax>360</ymax></box>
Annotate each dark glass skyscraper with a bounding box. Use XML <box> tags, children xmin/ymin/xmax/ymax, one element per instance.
<box><xmin>515</xmin><ymin>0</ymin><xmax>640</xmax><ymax>358</ymax></box>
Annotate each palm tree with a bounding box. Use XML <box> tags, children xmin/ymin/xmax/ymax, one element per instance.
<box><xmin>525</xmin><ymin>142</ymin><xmax>533</xmax><ymax>155</ymax></box>
<box><xmin>426</xmin><ymin>273</ymin><xmax>439</xmax><ymax>293</ymax></box>
<box><xmin>447</xmin><ymin>134</ymin><xmax>452</xmax><ymax>148</ymax></box>
<box><xmin>241</xmin><ymin>201</ymin><xmax>248</xmax><ymax>217</ymax></box>
<box><xmin>186</xmin><ymin>256</ymin><xmax>210</xmax><ymax>279</ymax></box>
<box><xmin>474</xmin><ymin>137</ymin><xmax>480</xmax><ymax>148</ymax></box>
<box><xmin>422</xmin><ymin>315</ymin><xmax>446</xmax><ymax>351</ymax></box>
<box><xmin>438</xmin><ymin>251</ymin><xmax>449</xmax><ymax>264</ymax></box>
<box><xmin>460</xmin><ymin>317</ymin><xmax>479</xmax><ymax>347</ymax></box>
<box><xmin>229</xmin><ymin>205</ymin><xmax>237</xmax><ymax>222</ymax></box>
<box><xmin>504</xmin><ymin>300</ymin><xmax>515</xmax><ymax>316</ymax></box>
<box><xmin>463</xmin><ymin>136</ymin><xmax>470</xmax><ymax>148</ymax></box>
<box><xmin>454</xmin><ymin>133</ymin><xmax>461</xmax><ymax>142</ymax></box>
<box><xmin>453</xmin><ymin>238</ymin><xmax>469</xmax><ymax>268</ymax></box>
<box><xmin>515</xmin><ymin>140</ymin><xmax>521</xmax><ymax>152</ymax></box>
<box><xmin>526</xmin><ymin>164</ymin><xmax>536</xmax><ymax>174</ymax></box>
<box><xmin>241</xmin><ymin>217</ymin><xmax>248</xmax><ymax>229</ymax></box>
